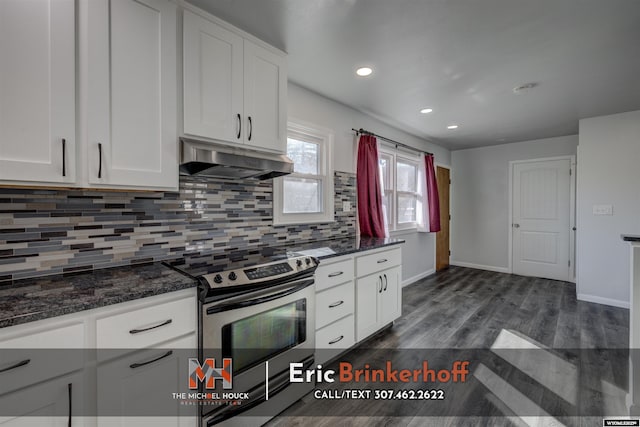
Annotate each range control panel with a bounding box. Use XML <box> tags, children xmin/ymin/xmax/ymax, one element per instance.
<box><xmin>201</xmin><ymin>256</ymin><xmax>318</xmax><ymax>289</ymax></box>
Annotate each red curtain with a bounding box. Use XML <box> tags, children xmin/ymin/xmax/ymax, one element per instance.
<box><xmin>357</xmin><ymin>135</ymin><xmax>386</xmax><ymax>237</ymax></box>
<box><xmin>425</xmin><ymin>154</ymin><xmax>441</xmax><ymax>232</ymax></box>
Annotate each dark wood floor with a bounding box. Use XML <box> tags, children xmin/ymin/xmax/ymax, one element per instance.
<box><xmin>267</xmin><ymin>266</ymin><xmax>630</xmax><ymax>427</ymax></box>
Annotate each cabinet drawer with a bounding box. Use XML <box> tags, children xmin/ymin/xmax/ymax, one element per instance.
<box><xmin>356</xmin><ymin>247</ymin><xmax>401</xmax><ymax>277</ymax></box>
<box><xmin>315</xmin><ymin>315</ymin><xmax>355</xmax><ymax>365</ymax></box>
<box><xmin>97</xmin><ymin>296</ymin><xmax>195</xmax><ymax>350</ymax></box>
<box><xmin>315</xmin><ymin>258</ymin><xmax>354</xmax><ymax>292</ymax></box>
<box><xmin>316</xmin><ymin>281</ymin><xmax>354</xmax><ymax>329</ymax></box>
<box><xmin>0</xmin><ymin>323</ymin><xmax>84</xmax><ymax>395</ymax></box>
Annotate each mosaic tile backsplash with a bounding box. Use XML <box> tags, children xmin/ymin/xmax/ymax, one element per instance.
<box><xmin>0</xmin><ymin>171</ymin><xmax>356</xmax><ymax>282</ymax></box>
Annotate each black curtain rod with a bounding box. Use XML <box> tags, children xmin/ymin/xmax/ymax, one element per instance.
<box><xmin>352</xmin><ymin>128</ymin><xmax>433</xmax><ymax>156</ymax></box>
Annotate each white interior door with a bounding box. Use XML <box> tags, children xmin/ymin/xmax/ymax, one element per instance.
<box><xmin>512</xmin><ymin>159</ymin><xmax>571</xmax><ymax>281</ymax></box>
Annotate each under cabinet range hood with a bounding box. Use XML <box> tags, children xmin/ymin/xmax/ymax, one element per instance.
<box><xmin>179</xmin><ymin>137</ymin><xmax>294</xmax><ymax>180</ymax></box>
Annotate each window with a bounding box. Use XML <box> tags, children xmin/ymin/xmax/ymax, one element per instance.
<box><xmin>273</xmin><ymin>121</ymin><xmax>334</xmax><ymax>225</ymax></box>
<box><xmin>379</xmin><ymin>147</ymin><xmax>421</xmax><ymax>231</ymax></box>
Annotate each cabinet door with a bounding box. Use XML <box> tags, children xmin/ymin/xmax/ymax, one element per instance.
<box><xmin>0</xmin><ymin>0</ymin><xmax>76</xmax><ymax>185</ymax></box>
<box><xmin>183</xmin><ymin>10</ymin><xmax>243</xmax><ymax>144</ymax></box>
<box><xmin>243</xmin><ymin>40</ymin><xmax>287</xmax><ymax>153</ymax></box>
<box><xmin>355</xmin><ymin>273</ymin><xmax>382</xmax><ymax>342</ymax></box>
<box><xmin>0</xmin><ymin>373</ymin><xmax>84</xmax><ymax>427</ymax></box>
<box><xmin>87</xmin><ymin>0</ymin><xmax>178</xmax><ymax>190</ymax></box>
<box><xmin>97</xmin><ymin>334</ymin><xmax>196</xmax><ymax>427</ymax></box>
<box><xmin>380</xmin><ymin>266</ymin><xmax>401</xmax><ymax>325</ymax></box>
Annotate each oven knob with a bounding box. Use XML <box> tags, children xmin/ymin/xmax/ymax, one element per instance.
<box><xmin>213</xmin><ymin>274</ymin><xmax>223</xmax><ymax>284</ymax></box>
<box><xmin>296</xmin><ymin>259</ymin><xmax>303</xmax><ymax>267</ymax></box>
<box><xmin>228</xmin><ymin>272</ymin><xmax>237</xmax><ymax>281</ymax></box>
<box><xmin>305</xmin><ymin>257</ymin><xmax>311</xmax><ymax>265</ymax></box>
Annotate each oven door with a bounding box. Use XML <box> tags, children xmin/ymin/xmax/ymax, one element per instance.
<box><xmin>200</xmin><ymin>277</ymin><xmax>315</xmax><ymax>422</ymax></box>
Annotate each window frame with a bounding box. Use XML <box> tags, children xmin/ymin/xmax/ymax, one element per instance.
<box><xmin>378</xmin><ymin>145</ymin><xmax>422</xmax><ymax>231</ymax></box>
<box><xmin>273</xmin><ymin>121</ymin><xmax>334</xmax><ymax>225</ymax></box>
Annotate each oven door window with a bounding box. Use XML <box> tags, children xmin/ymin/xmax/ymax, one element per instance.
<box><xmin>222</xmin><ymin>299</ymin><xmax>306</xmax><ymax>374</ymax></box>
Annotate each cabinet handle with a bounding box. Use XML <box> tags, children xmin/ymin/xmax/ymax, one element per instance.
<box><xmin>62</xmin><ymin>139</ymin><xmax>66</xmax><ymax>177</ymax></box>
<box><xmin>0</xmin><ymin>358</ymin><xmax>30</xmax><ymax>374</ymax></box>
<box><xmin>378</xmin><ymin>276</ymin><xmax>383</xmax><ymax>293</ymax></box>
<box><xmin>328</xmin><ymin>335</ymin><xmax>344</xmax><ymax>345</ymax></box>
<box><xmin>68</xmin><ymin>383</ymin><xmax>72</xmax><ymax>427</ymax></box>
<box><xmin>236</xmin><ymin>113</ymin><xmax>242</xmax><ymax>139</ymax></box>
<box><xmin>97</xmin><ymin>143</ymin><xmax>102</xmax><ymax>178</ymax></box>
<box><xmin>377</xmin><ymin>259</ymin><xmax>388</xmax><ymax>264</ymax></box>
<box><xmin>328</xmin><ymin>300</ymin><xmax>344</xmax><ymax>308</ymax></box>
<box><xmin>383</xmin><ymin>274</ymin><xmax>388</xmax><ymax>291</ymax></box>
<box><xmin>328</xmin><ymin>271</ymin><xmax>343</xmax><ymax>278</ymax></box>
<box><xmin>130</xmin><ymin>350</ymin><xmax>173</xmax><ymax>369</ymax></box>
<box><xmin>129</xmin><ymin>318</ymin><xmax>172</xmax><ymax>334</ymax></box>
<box><xmin>248</xmin><ymin>116</ymin><xmax>252</xmax><ymax>141</ymax></box>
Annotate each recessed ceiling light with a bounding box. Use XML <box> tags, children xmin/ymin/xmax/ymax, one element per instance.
<box><xmin>420</xmin><ymin>108</ymin><xmax>433</xmax><ymax>114</ymax></box>
<box><xmin>447</xmin><ymin>125</ymin><xmax>459</xmax><ymax>130</ymax></box>
<box><xmin>356</xmin><ymin>67</ymin><xmax>373</xmax><ymax>77</ymax></box>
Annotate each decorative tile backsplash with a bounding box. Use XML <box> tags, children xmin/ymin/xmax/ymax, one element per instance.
<box><xmin>0</xmin><ymin>171</ymin><xmax>356</xmax><ymax>282</ymax></box>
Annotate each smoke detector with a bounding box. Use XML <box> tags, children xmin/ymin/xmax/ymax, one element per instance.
<box><xmin>512</xmin><ymin>82</ymin><xmax>538</xmax><ymax>95</ymax></box>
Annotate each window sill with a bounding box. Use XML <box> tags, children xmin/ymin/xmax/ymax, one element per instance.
<box><xmin>273</xmin><ymin>217</ymin><xmax>336</xmax><ymax>227</ymax></box>
<box><xmin>389</xmin><ymin>228</ymin><xmax>418</xmax><ymax>237</ymax></box>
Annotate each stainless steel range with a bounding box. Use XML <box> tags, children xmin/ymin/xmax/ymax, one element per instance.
<box><xmin>166</xmin><ymin>251</ymin><xmax>318</xmax><ymax>427</ymax></box>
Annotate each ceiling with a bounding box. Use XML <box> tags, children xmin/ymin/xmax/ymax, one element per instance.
<box><xmin>187</xmin><ymin>0</ymin><xmax>640</xmax><ymax>150</ymax></box>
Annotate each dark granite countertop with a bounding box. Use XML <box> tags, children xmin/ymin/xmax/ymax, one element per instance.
<box><xmin>0</xmin><ymin>236</ymin><xmax>403</xmax><ymax>330</ymax></box>
<box><xmin>622</xmin><ymin>234</ymin><xmax>640</xmax><ymax>242</ymax></box>
<box><xmin>289</xmin><ymin>236</ymin><xmax>405</xmax><ymax>260</ymax></box>
<box><xmin>0</xmin><ymin>263</ymin><xmax>197</xmax><ymax>329</ymax></box>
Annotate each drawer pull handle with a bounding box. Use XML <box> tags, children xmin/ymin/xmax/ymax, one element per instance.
<box><xmin>328</xmin><ymin>271</ymin><xmax>344</xmax><ymax>278</ymax></box>
<box><xmin>129</xmin><ymin>319</ymin><xmax>172</xmax><ymax>334</ymax></box>
<box><xmin>377</xmin><ymin>259</ymin><xmax>388</xmax><ymax>264</ymax></box>
<box><xmin>328</xmin><ymin>300</ymin><xmax>344</xmax><ymax>308</ymax></box>
<box><xmin>328</xmin><ymin>335</ymin><xmax>344</xmax><ymax>345</ymax></box>
<box><xmin>130</xmin><ymin>350</ymin><xmax>173</xmax><ymax>369</ymax></box>
<box><xmin>0</xmin><ymin>358</ymin><xmax>31</xmax><ymax>374</ymax></box>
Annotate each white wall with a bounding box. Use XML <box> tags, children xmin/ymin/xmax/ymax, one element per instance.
<box><xmin>450</xmin><ymin>135</ymin><xmax>578</xmax><ymax>271</ymax></box>
<box><xmin>288</xmin><ymin>82</ymin><xmax>450</xmax><ymax>283</ymax></box>
<box><xmin>576</xmin><ymin>110</ymin><xmax>640</xmax><ymax>308</ymax></box>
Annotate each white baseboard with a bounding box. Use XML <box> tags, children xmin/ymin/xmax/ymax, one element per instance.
<box><xmin>577</xmin><ymin>293</ymin><xmax>629</xmax><ymax>309</ymax></box>
<box><xmin>450</xmin><ymin>261</ymin><xmax>510</xmax><ymax>274</ymax></box>
<box><xmin>402</xmin><ymin>268</ymin><xmax>435</xmax><ymax>287</ymax></box>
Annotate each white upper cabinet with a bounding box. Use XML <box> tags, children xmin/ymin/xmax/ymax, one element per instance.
<box><xmin>85</xmin><ymin>0</ymin><xmax>178</xmax><ymax>190</ymax></box>
<box><xmin>183</xmin><ymin>10</ymin><xmax>243</xmax><ymax>144</ymax></box>
<box><xmin>243</xmin><ymin>40</ymin><xmax>287</xmax><ymax>153</ymax></box>
<box><xmin>0</xmin><ymin>0</ymin><xmax>76</xmax><ymax>185</ymax></box>
<box><xmin>183</xmin><ymin>10</ymin><xmax>287</xmax><ymax>153</ymax></box>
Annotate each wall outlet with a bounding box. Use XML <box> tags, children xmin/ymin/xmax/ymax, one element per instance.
<box><xmin>342</xmin><ymin>201</ymin><xmax>351</xmax><ymax>212</ymax></box>
<box><xmin>592</xmin><ymin>204</ymin><xmax>613</xmax><ymax>215</ymax></box>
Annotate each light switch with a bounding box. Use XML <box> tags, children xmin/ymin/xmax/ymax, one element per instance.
<box><xmin>592</xmin><ymin>204</ymin><xmax>613</xmax><ymax>215</ymax></box>
<box><xmin>342</xmin><ymin>201</ymin><xmax>351</xmax><ymax>212</ymax></box>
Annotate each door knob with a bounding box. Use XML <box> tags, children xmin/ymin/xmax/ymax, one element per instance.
<box><xmin>513</xmin><ymin>223</ymin><xmax>520</xmax><ymax>228</ymax></box>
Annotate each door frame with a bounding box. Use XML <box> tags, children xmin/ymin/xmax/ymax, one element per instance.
<box><xmin>507</xmin><ymin>155</ymin><xmax>576</xmax><ymax>282</ymax></box>
<box><xmin>434</xmin><ymin>163</ymin><xmax>452</xmax><ymax>272</ymax></box>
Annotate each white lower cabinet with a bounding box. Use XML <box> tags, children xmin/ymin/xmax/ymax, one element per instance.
<box><xmin>0</xmin><ymin>288</ymin><xmax>197</xmax><ymax>427</ymax></box>
<box><xmin>0</xmin><ymin>373</ymin><xmax>84</xmax><ymax>427</ymax></box>
<box><xmin>96</xmin><ymin>334</ymin><xmax>196</xmax><ymax>427</ymax></box>
<box><xmin>314</xmin><ymin>246</ymin><xmax>403</xmax><ymax>364</ymax></box>
<box><xmin>355</xmin><ymin>265</ymin><xmax>401</xmax><ymax>342</ymax></box>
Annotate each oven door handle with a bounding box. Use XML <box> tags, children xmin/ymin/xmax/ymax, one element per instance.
<box><xmin>206</xmin><ymin>279</ymin><xmax>314</xmax><ymax>315</ymax></box>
